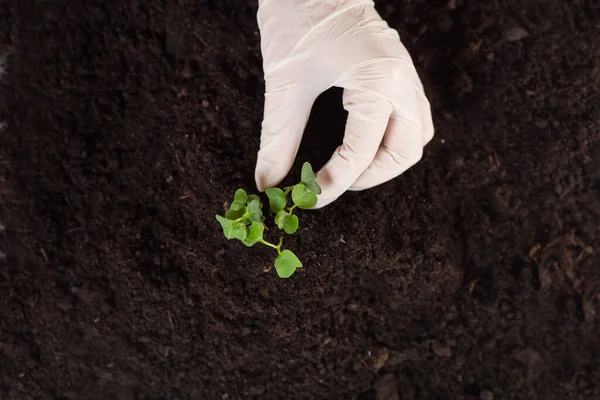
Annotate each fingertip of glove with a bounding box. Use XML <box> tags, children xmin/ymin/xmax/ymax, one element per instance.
<box><xmin>255</xmin><ymin>163</ymin><xmax>281</xmax><ymax>192</ymax></box>
<box><xmin>254</xmin><ymin>171</ymin><xmax>269</xmax><ymax>192</ymax></box>
<box><xmin>313</xmin><ymin>195</ymin><xmax>337</xmax><ymax>209</ymax></box>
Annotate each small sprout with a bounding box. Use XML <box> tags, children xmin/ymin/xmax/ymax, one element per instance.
<box><xmin>265</xmin><ymin>162</ymin><xmax>322</xmax><ymax>233</ymax></box>
<box><xmin>214</xmin><ymin>162</ymin><xmax>321</xmax><ymax>278</ymax></box>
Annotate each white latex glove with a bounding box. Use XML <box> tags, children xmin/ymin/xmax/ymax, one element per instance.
<box><xmin>255</xmin><ymin>0</ymin><xmax>434</xmax><ymax>208</ymax></box>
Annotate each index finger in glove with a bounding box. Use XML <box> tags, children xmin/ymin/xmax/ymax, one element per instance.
<box><xmin>255</xmin><ymin>87</ymin><xmax>316</xmax><ymax>192</ymax></box>
<box><xmin>350</xmin><ymin>90</ymin><xmax>433</xmax><ymax>191</ymax></box>
<box><xmin>350</xmin><ymin>60</ymin><xmax>434</xmax><ymax>191</ymax></box>
<box><xmin>313</xmin><ymin>89</ymin><xmax>393</xmax><ymax>208</ymax></box>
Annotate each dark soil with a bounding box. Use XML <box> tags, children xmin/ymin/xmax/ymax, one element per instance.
<box><xmin>1</xmin><ymin>0</ymin><xmax>599</xmax><ymax>399</ymax></box>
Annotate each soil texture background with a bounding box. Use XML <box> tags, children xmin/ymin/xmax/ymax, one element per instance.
<box><xmin>1</xmin><ymin>0</ymin><xmax>600</xmax><ymax>399</ymax></box>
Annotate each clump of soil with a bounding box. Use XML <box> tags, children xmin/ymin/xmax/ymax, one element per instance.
<box><xmin>1</xmin><ymin>0</ymin><xmax>599</xmax><ymax>399</ymax></box>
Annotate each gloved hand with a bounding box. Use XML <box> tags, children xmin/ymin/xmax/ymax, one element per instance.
<box><xmin>255</xmin><ymin>0</ymin><xmax>434</xmax><ymax>208</ymax></box>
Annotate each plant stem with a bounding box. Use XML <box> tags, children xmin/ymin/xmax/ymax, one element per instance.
<box><xmin>259</xmin><ymin>238</ymin><xmax>283</xmax><ymax>255</ymax></box>
<box><xmin>260</xmin><ymin>239</ymin><xmax>278</xmax><ymax>250</ymax></box>
<box><xmin>288</xmin><ymin>204</ymin><xmax>297</xmax><ymax>215</ymax></box>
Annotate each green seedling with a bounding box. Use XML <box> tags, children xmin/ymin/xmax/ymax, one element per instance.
<box><xmin>215</xmin><ymin>162</ymin><xmax>321</xmax><ymax>278</ymax></box>
<box><xmin>265</xmin><ymin>162</ymin><xmax>321</xmax><ymax>234</ymax></box>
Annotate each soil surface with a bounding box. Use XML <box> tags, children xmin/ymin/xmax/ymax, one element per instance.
<box><xmin>1</xmin><ymin>0</ymin><xmax>600</xmax><ymax>399</ymax></box>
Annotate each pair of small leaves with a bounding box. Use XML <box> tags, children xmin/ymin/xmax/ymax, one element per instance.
<box><xmin>215</xmin><ymin>217</ymin><xmax>265</xmax><ymax>247</ymax></box>
<box><xmin>266</xmin><ymin>186</ymin><xmax>309</xmax><ymax>234</ymax></box>
<box><xmin>265</xmin><ymin>162</ymin><xmax>321</xmax><ymax>214</ymax></box>
<box><xmin>216</xmin><ymin>189</ymin><xmax>266</xmax><ymax>245</ymax></box>
<box><xmin>274</xmin><ymin>250</ymin><xmax>302</xmax><ymax>278</ymax></box>
<box><xmin>245</xmin><ymin>198</ymin><xmax>263</xmax><ymax>223</ymax></box>
<box><xmin>226</xmin><ymin>198</ymin><xmax>263</xmax><ymax>223</ymax></box>
<box><xmin>225</xmin><ymin>189</ymin><xmax>247</xmax><ymax>220</ymax></box>
<box><xmin>230</xmin><ymin>189</ymin><xmax>261</xmax><ymax>208</ymax></box>
<box><xmin>265</xmin><ymin>190</ymin><xmax>300</xmax><ymax>234</ymax></box>
<box><xmin>230</xmin><ymin>189</ymin><xmax>257</xmax><ymax>209</ymax></box>
<box><xmin>275</xmin><ymin>211</ymin><xmax>299</xmax><ymax>234</ymax></box>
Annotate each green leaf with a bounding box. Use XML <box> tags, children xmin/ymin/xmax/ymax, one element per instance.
<box><xmin>216</xmin><ymin>215</ymin><xmax>232</xmax><ymax>235</ymax></box>
<box><xmin>230</xmin><ymin>189</ymin><xmax>248</xmax><ymax>212</ymax></box>
<box><xmin>275</xmin><ymin>210</ymin><xmax>288</xmax><ymax>230</ymax></box>
<box><xmin>242</xmin><ymin>221</ymin><xmax>264</xmax><ymax>247</ymax></box>
<box><xmin>301</xmin><ymin>162</ymin><xmax>316</xmax><ymax>182</ymax></box>
<box><xmin>230</xmin><ymin>202</ymin><xmax>245</xmax><ymax>211</ymax></box>
<box><xmin>216</xmin><ymin>215</ymin><xmax>246</xmax><ymax>240</ymax></box>
<box><xmin>247</xmin><ymin>199</ymin><xmax>260</xmax><ymax>212</ymax></box>
<box><xmin>283</xmin><ymin>214</ymin><xmax>299</xmax><ymax>234</ymax></box>
<box><xmin>292</xmin><ymin>184</ymin><xmax>318</xmax><ymax>209</ymax></box>
<box><xmin>234</xmin><ymin>223</ymin><xmax>248</xmax><ymax>241</ymax></box>
<box><xmin>248</xmin><ymin>212</ymin><xmax>264</xmax><ymax>223</ymax></box>
<box><xmin>247</xmin><ymin>194</ymin><xmax>261</xmax><ymax>206</ymax></box>
<box><xmin>225</xmin><ymin>208</ymin><xmax>244</xmax><ymax>220</ymax></box>
<box><xmin>265</xmin><ymin>188</ymin><xmax>286</xmax><ymax>213</ymax></box>
<box><xmin>304</xmin><ymin>179</ymin><xmax>322</xmax><ymax>195</ymax></box>
<box><xmin>233</xmin><ymin>189</ymin><xmax>247</xmax><ymax>204</ymax></box>
<box><xmin>246</xmin><ymin>199</ymin><xmax>264</xmax><ymax>222</ymax></box>
<box><xmin>274</xmin><ymin>250</ymin><xmax>302</xmax><ymax>278</ymax></box>
<box><xmin>301</xmin><ymin>162</ymin><xmax>322</xmax><ymax>195</ymax></box>
<box><xmin>275</xmin><ymin>211</ymin><xmax>299</xmax><ymax>234</ymax></box>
